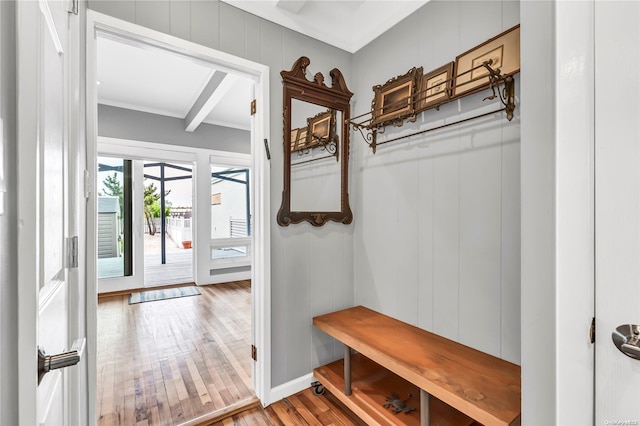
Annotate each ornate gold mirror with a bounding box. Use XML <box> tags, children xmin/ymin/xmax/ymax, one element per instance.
<box><xmin>277</xmin><ymin>57</ymin><xmax>353</xmax><ymax>227</ymax></box>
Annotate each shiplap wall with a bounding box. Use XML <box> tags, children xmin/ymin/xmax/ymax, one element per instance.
<box><xmin>89</xmin><ymin>0</ymin><xmax>521</xmax><ymax>385</ymax></box>
<box><xmin>88</xmin><ymin>0</ymin><xmax>355</xmax><ymax>387</ymax></box>
<box><xmin>352</xmin><ymin>0</ymin><xmax>521</xmax><ymax>364</ymax></box>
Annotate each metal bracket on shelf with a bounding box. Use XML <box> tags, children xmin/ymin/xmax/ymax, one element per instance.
<box><xmin>350</xmin><ymin>62</ymin><xmax>518</xmax><ymax>154</ymax></box>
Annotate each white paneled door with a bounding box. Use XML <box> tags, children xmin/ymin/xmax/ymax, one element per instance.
<box><xmin>595</xmin><ymin>1</ymin><xmax>640</xmax><ymax>423</ymax></box>
<box><xmin>17</xmin><ymin>1</ymin><xmax>85</xmax><ymax>425</ymax></box>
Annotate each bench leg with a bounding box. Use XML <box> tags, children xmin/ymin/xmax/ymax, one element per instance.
<box><xmin>420</xmin><ymin>389</ymin><xmax>430</xmax><ymax>426</ymax></box>
<box><xmin>344</xmin><ymin>345</ymin><xmax>352</xmax><ymax>396</ymax></box>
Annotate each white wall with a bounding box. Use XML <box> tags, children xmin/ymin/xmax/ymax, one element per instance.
<box><xmin>0</xmin><ymin>1</ymin><xmax>17</xmax><ymax>424</ymax></box>
<box><xmin>89</xmin><ymin>0</ymin><xmax>355</xmax><ymax>387</ymax></box>
<box><xmin>210</xmin><ymin>175</ymin><xmax>248</xmax><ymax>239</ymax></box>
<box><xmin>521</xmin><ymin>1</ymin><xmax>594</xmax><ymax>424</ymax></box>
<box><xmin>352</xmin><ymin>0</ymin><xmax>521</xmax><ymax>364</ymax></box>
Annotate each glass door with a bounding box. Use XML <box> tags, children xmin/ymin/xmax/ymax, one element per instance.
<box><xmin>97</xmin><ymin>156</ymin><xmax>132</xmax><ymax>279</ymax></box>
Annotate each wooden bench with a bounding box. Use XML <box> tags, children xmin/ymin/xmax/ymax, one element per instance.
<box><xmin>313</xmin><ymin>306</ymin><xmax>521</xmax><ymax>426</ymax></box>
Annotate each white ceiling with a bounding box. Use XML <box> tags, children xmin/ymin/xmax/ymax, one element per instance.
<box><xmin>96</xmin><ymin>1</ymin><xmax>426</xmax><ymax>133</ymax></box>
<box><xmin>222</xmin><ymin>0</ymin><xmax>429</xmax><ymax>53</ymax></box>
<box><xmin>98</xmin><ymin>37</ymin><xmax>214</xmax><ymax>119</ymax></box>
<box><xmin>97</xmin><ymin>37</ymin><xmax>255</xmax><ymax>132</ymax></box>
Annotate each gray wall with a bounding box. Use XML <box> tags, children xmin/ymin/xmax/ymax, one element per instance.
<box><xmin>520</xmin><ymin>2</ymin><xmax>555</xmax><ymax>421</ymax></box>
<box><xmin>88</xmin><ymin>0</ymin><xmax>354</xmax><ymax>387</ymax></box>
<box><xmin>352</xmin><ymin>0</ymin><xmax>521</xmax><ymax>364</ymax></box>
<box><xmin>98</xmin><ymin>104</ymin><xmax>251</xmax><ymax>153</ymax></box>
<box><xmin>0</xmin><ymin>0</ymin><xmax>524</xmax><ymax>420</ymax></box>
<box><xmin>0</xmin><ymin>1</ymin><xmax>18</xmax><ymax>424</ymax></box>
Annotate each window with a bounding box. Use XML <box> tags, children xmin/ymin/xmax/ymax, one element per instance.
<box><xmin>210</xmin><ymin>165</ymin><xmax>251</xmax><ymax>265</ymax></box>
<box><xmin>97</xmin><ymin>157</ymin><xmax>132</xmax><ymax>278</ymax></box>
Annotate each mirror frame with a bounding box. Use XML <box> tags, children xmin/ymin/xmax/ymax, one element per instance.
<box><xmin>277</xmin><ymin>56</ymin><xmax>354</xmax><ymax>227</ymax></box>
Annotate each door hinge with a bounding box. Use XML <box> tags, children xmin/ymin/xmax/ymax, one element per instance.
<box><xmin>68</xmin><ymin>0</ymin><xmax>78</xmax><ymax>15</ymax></box>
<box><xmin>590</xmin><ymin>317</ymin><xmax>596</xmax><ymax>344</ymax></box>
<box><xmin>67</xmin><ymin>236</ymin><xmax>78</xmax><ymax>269</ymax></box>
<box><xmin>251</xmin><ymin>344</ymin><xmax>257</xmax><ymax>361</ymax></box>
<box><xmin>250</xmin><ymin>99</ymin><xmax>257</xmax><ymax>116</ymax></box>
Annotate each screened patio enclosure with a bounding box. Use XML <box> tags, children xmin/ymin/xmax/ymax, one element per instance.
<box><xmin>97</xmin><ymin>157</ymin><xmax>251</xmax><ymax>287</ymax></box>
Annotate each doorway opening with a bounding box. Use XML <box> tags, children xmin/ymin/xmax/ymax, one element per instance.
<box><xmin>87</xmin><ymin>10</ymin><xmax>271</xmax><ymax>424</ymax></box>
<box><xmin>95</xmin><ymin>142</ymin><xmax>256</xmax><ymax>424</ymax></box>
<box><xmin>142</xmin><ymin>160</ymin><xmax>194</xmax><ymax>287</ymax></box>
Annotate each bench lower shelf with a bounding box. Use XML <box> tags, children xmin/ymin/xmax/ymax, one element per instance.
<box><xmin>314</xmin><ymin>353</ymin><xmax>475</xmax><ymax>426</ymax></box>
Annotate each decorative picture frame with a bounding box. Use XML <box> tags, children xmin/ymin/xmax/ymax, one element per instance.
<box><xmin>453</xmin><ymin>24</ymin><xmax>520</xmax><ymax>97</ymax></box>
<box><xmin>416</xmin><ymin>62</ymin><xmax>454</xmax><ymax>112</ymax></box>
<box><xmin>294</xmin><ymin>127</ymin><xmax>308</xmax><ymax>152</ymax></box>
<box><xmin>290</xmin><ymin>128</ymin><xmax>300</xmax><ymax>151</ymax></box>
<box><xmin>371</xmin><ymin>66</ymin><xmax>422</xmax><ymax>127</ymax></box>
<box><xmin>307</xmin><ymin>109</ymin><xmax>333</xmax><ymax>147</ymax></box>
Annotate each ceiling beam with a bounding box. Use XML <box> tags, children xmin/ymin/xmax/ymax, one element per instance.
<box><xmin>275</xmin><ymin>0</ymin><xmax>307</xmax><ymax>14</ymax></box>
<box><xmin>185</xmin><ymin>71</ymin><xmax>238</xmax><ymax>132</ymax></box>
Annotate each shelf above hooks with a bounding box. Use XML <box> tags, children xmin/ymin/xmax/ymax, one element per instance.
<box><xmin>350</xmin><ymin>62</ymin><xmax>517</xmax><ymax>154</ymax></box>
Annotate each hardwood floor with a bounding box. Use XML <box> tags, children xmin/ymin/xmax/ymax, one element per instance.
<box><xmin>98</xmin><ymin>280</ymin><xmax>367</xmax><ymax>425</ymax></box>
<box><xmin>97</xmin><ymin>280</ymin><xmax>253</xmax><ymax>425</ymax></box>
<box><xmin>209</xmin><ymin>388</ymin><xmax>366</xmax><ymax>426</ymax></box>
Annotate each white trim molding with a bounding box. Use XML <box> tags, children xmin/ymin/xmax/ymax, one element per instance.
<box><xmin>268</xmin><ymin>373</ymin><xmax>315</xmax><ymax>406</ymax></box>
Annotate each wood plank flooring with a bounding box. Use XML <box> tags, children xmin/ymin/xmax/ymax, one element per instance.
<box><xmin>98</xmin><ymin>280</ymin><xmax>369</xmax><ymax>425</ymax></box>
<box><xmin>97</xmin><ymin>280</ymin><xmax>252</xmax><ymax>426</ymax></box>
<box><xmin>208</xmin><ymin>387</ymin><xmax>367</xmax><ymax>426</ymax></box>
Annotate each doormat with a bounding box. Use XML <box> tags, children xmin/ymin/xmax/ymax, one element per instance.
<box><xmin>128</xmin><ymin>286</ymin><xmax>201</xmax><ymax>305</ymax></box>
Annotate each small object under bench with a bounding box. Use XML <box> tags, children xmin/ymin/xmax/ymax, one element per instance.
<box><xmin>313</xmin><ymin>306</ymin><xmax>521</xmax><ymax>426</ymax></box>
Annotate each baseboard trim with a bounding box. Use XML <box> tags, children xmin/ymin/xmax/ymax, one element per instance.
<box><xmin>203</xmin><ymin>270</ymin><xmax>251</xmax><ymax>285</ymax></box>
<box><xmin>268</xmin><ymin>372</ymin><xmax>315</xmax><ymax>405</ymax></box>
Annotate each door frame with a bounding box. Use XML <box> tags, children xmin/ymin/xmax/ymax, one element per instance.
<box><xmin>520</xmin><ymin>1</ymin><xmax>595</xmax><ymax>423</ymax></box>
<box><xmin>86</xmin><ymin>10</ymin><xmax>271</xmax><ymax>423</ymax></box>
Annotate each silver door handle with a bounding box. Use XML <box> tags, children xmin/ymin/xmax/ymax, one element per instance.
<box><xmin>38</xmin><ymin>338</ymin><xmax>85</xmax><ymax>384</ymax></box>
<box><xmin>612</xmin><ymin>324</ymin><xmax>640</xmax><ymax>360</ymax></box>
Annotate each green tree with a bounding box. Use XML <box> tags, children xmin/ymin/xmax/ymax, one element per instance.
<box><xmin>144</xmin><ymin>182</ymin><xmax>171</xmax><ymax>235</ymax></box>
<box><xmin>100</xmin><ymin>172</ymin><xmax>124</xmax><ymax>218</ymax></box>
